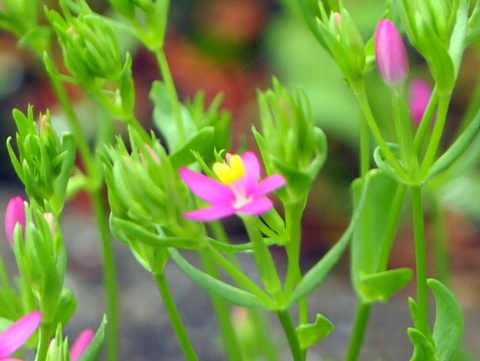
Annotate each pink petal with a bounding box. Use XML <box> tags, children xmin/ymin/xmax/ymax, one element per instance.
<box><xmin>70</xmin><ymin>329</ymin><xmax>94</xmax><ymax>361</ymax></box>
<box><xmin>375</xmin><ymin>19</ymin><xmax>408</xmax><ymax>85</ymax></box>
<box><xmin>179</xmin><ymin>167</ymin><xmax>234</xmax><ymax>204</ymax></box>
<box><xmin>253</xmin><ymin>174</ymin><xmax>286</xmax><ymax>198</ymax></box>
<box><xmin>241</xmin><ymin>152</ymin><xmax>260</xmax><ymax>194</ymax></box>
<box><xmin>183</xmin><ymin>205</ymin><xmax>236</xmax><ymax>221</ymax></box>
<box><xmin>237</xmin><ymin>198</ymin><xmax>274</xmax><ymax>215</ymax></box>
<box><xmin>5</xmin><ymin>196</ymin><xmax>26</xmax><ymax>245</ymax></box>
<box><xmin>409</xmin><ymin>78</ymin><xmax>433</xmax><ymax>124</ymax></box>
<box><xmin>0</xmin><ymin>311</ymin><xmax>41</xmax><ymax>358</ymax></box>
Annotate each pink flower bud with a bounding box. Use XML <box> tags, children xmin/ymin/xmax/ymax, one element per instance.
<box><xmin>70</xmin><ymin>329</ymin><xmax>94</xmax><ymax>361</ymax></box>
<box><xmin>409</xmin><ymin>78</ymin><xmax>433</xmax><ymax>124</ymax></box>
<box><xmin>5</xmin><ymin>196</ymin><xmax>26</xmax><ymax>245</ymax></box>
<box><xmin>375</xmin><ymin>19</ymin><xmax>409</xmax><ymax>86</ymax></box>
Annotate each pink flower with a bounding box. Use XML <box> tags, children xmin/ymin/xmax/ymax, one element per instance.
<box><xmin>70</xmin><ymin>329</ymin><xmax>94</xmax><ymax>361</ymax></box>
<box><xmin>0</xmin><ymin>310</ymin><xmax>41</xmax><ymax>361</ymax></box>
<box><xmin>179</xmin><ymin>152</ymin><xmax>286</xmax><ymax>221</ymax></box>
<box><xmin>375</xmin><ymin>19</ymin><xmax>409</xmax><ymax>86</ymax></box>
<box><xmin>4</xmin><ymin>197</ymin><xmax>26</xmax><ymax>245</ymax></box>
<box><xmin>409</xmin><ymin>78</ymin><xmax>433</xmax><ymax>124</ymax></box>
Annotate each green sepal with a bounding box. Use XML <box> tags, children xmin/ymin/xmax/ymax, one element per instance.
<box><xmin>429</xmin><ymin>278</ymin><xmax>464</xmax><ymax>361</ymax></box>
<box><xmin>373</xmin><ymin>144</ymin><xmax>410</xmax><ymax>184</ymax></box>
<box><xmin>52</xmin><ymin>288</ymin><xmax>77</xmax><ymax>326</ymax></box>
<box><xmin>360</xmin><ymin>268</ymin><xmax>412</xmax><ymax>303</ymax></box>
<box><xmin>76</xmin><ymin>315</ymin><xmax>108</xmax><ymax>361</ymax></box>
<box><xmin>169</xmin><ymin>249</ymin><xmax>268</xmax><ymax>309</ymax></box>
<box><xmin>296</xmin><ymin>314</ymin><xmax>334</xmax><ymax>349</ymax></box>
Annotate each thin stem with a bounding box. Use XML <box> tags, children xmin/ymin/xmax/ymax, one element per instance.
<box><xmin>241</xmin><ymin>215</ymin><xmax>282</xmax><ymax>298</ymax></box>
<box><xmin>352</xmin><ymin>82</ymin><xmax>409</xmax><ymax>180</ymax></box>
<box><xmin>45</xmin><ymin>59</ymin><xmax>120</xmax><ymax>361</ymax></box>
<box><xmin>155</xmin><ymin>273</ymin><xmax>199</xmax><ymax>361</ymax></box>
<box><xmin>205</xmin><ymin>244</ymin><xmax>272</xmax><ymax>305</ymax></box>
<box><xmin>418</xmin><ymin>93</ymin><xmax>451</xmax><ymax>179</ymax></box>
<box><xmin>343</xmin><ymin>301</ymin><xmax>372</xmax><ymax>361</ymax></box>
<box><xmin>429</xmin><ymin>195</ymin><xmax>451</xmax><ymax>286</ymax></box>
<box><xmin>410</xmin><ymin>186</ymin><xmax>429</xmax><ymax>335</ymax></box>
<box><xmin>277</xmin><ymin>310</ymin><xmax>304</xmax><ymax>361</ymax></box>
<box><xmin>249</xmin><ymin>309</ymin><xmax>279</xmax><ymax>361</ymax></box>
<box><xmin>199</xmin><ymin>252</ymin><xmax>243</xmax><ymax>361</ymax></box>
<box><xmin>154</xmin><ymin>47</ymin><xmax>186</xmax><ymax>144</ymax></box>
<box><xmin>91</xmin><ymin>190</ymin><xmax>119</xmax><ymax>361</ymax></box>
<box><xmin>35</xmin><ymin>321</ymin><xmax>54</xmax><ymax>361</ymax></box>
<box><xmin>283</xmin><ymin>200</ymin><xmax>306</xmax><ymax>297</ymax></box>
<box><xmin>360</xmin><ymin>115</ymin><xmax>370</xmax><ymax>177</ymax></box>
<box><xmin>414</xmin><ymin>86</ymin><xmax>439</xmax><ymax>153</ymax></box>
<box><xmin>392</xmin><ymin>89</ymin><xmax>418</xmax><ymax>174</ymax></box>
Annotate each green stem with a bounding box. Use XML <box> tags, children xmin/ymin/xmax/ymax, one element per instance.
<box><xmin>154</xmin><ymin>47</ymin><xmax>186</xmax><ymax>144</ymax></box>
<box><xmin>360</xmin><ymin>115</ymin><xmax>370</xmax><ymax>177</ymax></box>
<box><xmin>277</xmin><ymin>310</ymin><xmax>304</xmax><ymax>361</ymax></box>
<box><xmin>418</xmin><ymin>93</ymin><xmax>451</xmax><ymax>179</ymax></box>
<box><xmin>45</xmin><ymin>57</ymin><xmax>119</xmax><ymax>361</ymax></box>
<box><xmin>205</xmin><ymin>244</ymin><xmax>272</xmax><ymax>305</ymax></box>
<box><xmin>199</xmin><ymin>252</ymin><xmax>243</xmax><ymax>361</ymax></box>
<box><xmin>35</xmin><ymin>321</ymin><xmax>54</xmax><ymax>361</ymax></box>
<box><xmin>241</xmin><ymin>215</ymin><xmax>282</xmax><ymax>298</ymax></box>
<box><xmin>91</xmin><ymin>190</ymin><xmax>119</xmax><ymax>361</ymax></box>
<box><xmin>154</xmin><ymin>273</ymin><xmax>199</xmax><ymax>361</ymax></box>
<box><xmin>343</xmin><ymin>301</ymin><xmax>372</xmax><ymax>361</ymax></box>
<box><xmin>249</xmin><ymin>309</ymin><xmax>279</xmax><ymax>361</ymax></box>
<box><xmin>392</xmin><ymin>90</ymin><xmax>418</xmax><ymax>174</ymax></box>
<box><xmin>284</xmin><ymin>200</ymin><xmax>306</xmax><ymax>297</ymax></box>
<box><xmin>429</xmin><ymin>195</ymin><xmax>451</xmax><ymax>286</ymax></box>
<box><xmin>414</xmin><ymin>86</ymin><xmax>439</xmax><ymax>153</ymax></box>
<box><xmin>352</xmin><ymin>82</ymin><xmax>408</xmax><ymax>180</ymax></box>
<box><xmin>377</xmin><ymin>184</ymin><xmax>407</xmax><ymax>272</ymax></box>
<box><xmin>410</xmin><ymin>186</ymin><xmax>429</xmax><ymax>335</ymax></box>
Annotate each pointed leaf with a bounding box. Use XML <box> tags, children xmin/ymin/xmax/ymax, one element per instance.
<box><xmin>77</xmin><ymin>316</ymin><xmax>107</xmax><ymax>361</ymax></box>
<box><xmin>361</xmin><ymin>268</ymin><xmax>413</xmax><ymax>303</ymax></box>
<box><xmin>408</xmin><ymin>328</ymin><xmax>437</xmax><ymax>361</ymax></box>
<box><xmin>169</xmin><ymin>249</ymin><xmax>267</xmax><ymax>308</ymax></box>
<box><xmin>429</xmin><ymin>278</ymin><xmax>464</xmax><ymax>361</ymax></box>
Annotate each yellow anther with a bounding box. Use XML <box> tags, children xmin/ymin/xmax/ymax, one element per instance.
<box><xmin>213</xmin><ymin>154</ymin><xmax>245</xmax><ymax>184</ymax></box>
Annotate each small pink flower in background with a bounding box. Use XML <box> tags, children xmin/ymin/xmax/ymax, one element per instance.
<box><xmin>179</xmin><ymin>152</ymin><xmax>286</xmax><ymax>221</ymax></box>
<box><xmin>409</xmin><ymin>78</ymin><xmax>433</xmax><ymax>124</ymax></box>
<box><xmin>4</xmin><ymin>196</ymin><xmax>26</xmax><ymax>245</ymax></box>
<box><xmin>70</xmin><ymin>329</ymin><xmax>94</xmax><ymax>361</ymax></box>
<box><xmin>375</xmin><ymin>19</ymin><xmax>409</xmax><ymax>86</ymax></box>
<box><xmin>0</xmin><ymin>310</ymin><xmax>41</xmax><ymax>361</ymax></box>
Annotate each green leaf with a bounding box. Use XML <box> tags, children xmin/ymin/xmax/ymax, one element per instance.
<box><xmin>429</xmin><ymin>278</ymin><xmax>464</xmax><ymax>361</ymax></box>
<box><xmin>169</xmin><ymin>249</ymin><xmax>268</xmax><ymax>308</ymax></box>
<box><xmin>351</xmin><ymin>170</ymin><xmax>404</xmax><ymax>298</ymax></box>
<box><xmin>360</xmin><ymin>268</ymin><xmax>413</xmax><ymax>303</ymax></box>
<box><xmin>296</xmin><ymin>314</ymin><xmax>334</xmax><ymax>349</ymax></box>
<box><xmin>170</xmin><ymin>127</ymin><xmax>215</xmax><ymax>168</ymax></box>
<box><xmin>408</xmin><ymin>328</ymin><xmax>437</xmax><ymax>361</ymax></box>
<box><xmin>77</xmin><ymin>315</ymin><xmax>107</xmax><ymax>361</ymax></box>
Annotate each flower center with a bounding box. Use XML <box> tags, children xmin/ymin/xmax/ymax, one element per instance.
<box><xmin>213</xmin><ymin>154</ymin><xmax>245</xmax><ymax>185</ymax></box>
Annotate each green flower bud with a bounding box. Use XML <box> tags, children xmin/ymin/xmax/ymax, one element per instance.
<box><xmin>253</xmin><ymin>78</ymin><xmax>327</xmax><ymax>202</ymax></box>
<box><xmin>45</xmin><ymin>3</ymin><xmax>123</xmax><ymax>87</ymax></box>
<box><xmin>102</xmin><ymin>129</ymin><xmax>204</xmax><ymax>253</ymax></box>
<box><xmin>7</xmin><ymin>107</ymin><xmax>76</xmax><ymax>215</ymax></box>
<box><xmin>310</xmin><ymin>3</ymin><xmax>366</xmax><ymax>82</ymax></box>
<box><xmin>13</xmin><ymin>203</ymin><xmax>66</xmax><ymax>323</ymax></box>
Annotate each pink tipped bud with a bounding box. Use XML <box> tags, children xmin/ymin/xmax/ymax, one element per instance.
<box><xmin>5</xmin><ymin>196</ymin><xmax>26</xmax><ymax>245</ymax></box>
<box><xmin>70</xmin><ymin>329</ymin><xmax>94</xmax><ymax>361</ymax></box>
<box><xmin>409</xmin><ymin>78</ymin><xmax>433</xmax><ymax>124</ymax></box>
<box><xmin>375</xmin><ymin>19</ymin><xmax>409</xmax><ymax>86</ymax></box>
